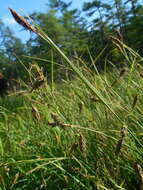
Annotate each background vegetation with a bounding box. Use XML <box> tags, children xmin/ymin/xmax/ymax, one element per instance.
<box><xmin>1</xmin><ymin>0</ymin><xmax>143</xmax><ymax>80</ymax></box>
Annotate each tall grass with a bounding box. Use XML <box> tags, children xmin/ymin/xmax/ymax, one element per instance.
<box><xmin>0</xmin><ymin>9</ymin><xmax>142</xmax><ymax>189</ymax></box>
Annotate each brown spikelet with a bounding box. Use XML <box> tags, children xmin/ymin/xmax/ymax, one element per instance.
<box><xmin>79</xmin><ymin>133</ymin><xmax>87</xmax><ymax>157</ymax></box>
<box><xmin>78</xmin><ymin>101</ymin><xmax>84</xmax><ymax>114</ymax></box>
<box><xmin>48</xmin><ymin>121</ymin><xmax>73</xmax><ymax>128</ymax></box>
<box><xmin>70</xmin><ymin>132</ymin><xmax>87</xmax><ymax>156</ymax></box>
<box><xmin>134</xmin><ymin>163</ymin><xmax>143</xmax><ymax>190</ymax></box>
<box><xmin>10</xmin><ymin>173</ymin><xmax>20</xmax><ymax>189</ymax></box>
<box><xmin>48</xmin><ymin>112</ymin><xmax>72</xmax><ymax>129</ymax></box>
<box><xmin>116</xmin><ymin>30</ymin><xmax>123</xmax><ymax>42</ymax></box>
<box><xmin>132</xmin><ymin>94</ymin><xmax>138</xmax><ymax>109</ymax></box>
<box><xmin>119</xmin><ymin>68</ymin><xmax>127</xmax><ymax>77</ymax></box>
<box><xmin>140</xmin><ymin>72</ymin><xmax>143</xmax><ymax>78</ymax></box>
<box><xmin>111</xmin><ymin>79</ymin><xmax>118</xmax><ymax>87</ymax></box>
<box><xmin>111</xmin><ymin>68</ymin><xmax>127</xmax><ymax>87</ymax></box>
<box><xmin>109</xmin><ymin>36</ymin><xmax>124</xmax><ymax>51</ymax></box>
<box><xmin>70</xmin><ymin>142</ymin><xmax>79</xmax><ymax>153</ymax></box>
<box><xmin>51</xmin><ymin>113</ymin><xmax>61</xmax><ymax>125</ymax></box>
<box><xmin>115</xmin><ymin>125</ymin><xmax>128</xmax><ymax>156</ymax></box>
<box><xmin>32</xmin><ymin>105</ymin><xmax>41</xmax><ymax>121</ymax></box>
<box><xmin>30</xmin><ymin>79</ymin><xmax>45</xmax><ymax>93</ymax></box>
<box><xmin>9</xmin><ymin>8</ymin><xmax>38</xmax><ymax>34</ymax></box>
<box><xmin>90</xmin><ymin>95</ymin><xmax>100</xmax><ymax>102</ymax></box>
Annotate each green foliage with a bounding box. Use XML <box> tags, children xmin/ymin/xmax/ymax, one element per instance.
<box><xmin>26</xmin><ymin>1</ymin><xmax>88</xmax><ymax>78</ymax></box>
<box><xmin>0</xmin><ymin>23</ymin><xmax>143</xmax><ymax>189</ymax></box>
<box><xmin>126</xmin><ymin>6</ymin><xmax>143</xmax><ymax>52</ymax></box>
<box><xmin>1</xmin><ymin>3</ymin><xmax>143</xmax><ymax>188</ymax></box>
<box><xmin>0</xmin><ymin>60</ymin><xmax>143</xmax><ymax>189</ymax></box>
<box><xmin>1</xmin><ymin>0</ymin><xmax>143</xmax><ymax>79</ymax></box>
<box><xmin>0</xmin><ymin>19</ymin><xmax>28</xmax><ymax>80</ymax></box>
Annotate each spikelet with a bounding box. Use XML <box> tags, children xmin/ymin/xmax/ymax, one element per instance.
<box><xmin>119</xmin><ymin>68</ymin><xmax>127</xmax><ymax>77</ymax></box>
<box><xmin>48</xmin><ymin>112</ymin><xmax>72</xmax><ymax>129</ymax></box>
<box><xmin>31</xmin><ymin>105</ymin><xmax>41</xmax><ymax>121</ymax></box>
<box><xmin>78</xmin><ymin>101</ymin><xmax>84</xmax><ymax>114</ymax></box>
<box><xmin>132</xmin><ymin>94</ymin><xmax>138</xmax><ymax>109</ymax></box>
<box><xmin>30</xmin><ymin>79</ymin><xmax>45</xmax><ymax>92</ymax></box>
<box><xmin>90</xmin><ymin>95</ymin><xmax>100</xmax><ymax>102</ymax></box>
<box><xmin>10</xmin><ymin>173</ymin><xmax>20</xmax><ymax>189</ymax></box>
<box><xmin>115</xmin><ymin>125</ymin><xmax>128</xmax><ymax>156</ymax></box>
<box><xmin>134</xmin><ymin>163</ymin><xmax>143</xmax><ymax>190</ymax></box>
<box><xmin>70</xmin><ymin>142</ymin><xmax>79</xmax><ymax>153</ymax></box>
<box><xmin>109</xmin><ymin>36</ymin><xmax>124</xmax><ymax>51</ymax></box>
<box><xmin>116</xmin><ymin>30</ymin><xmax>123</xmax><ymax>42</ymax></box>
<box><xmin>111</xmin><ymin>68</ymin><xmax>127</xmax><ymax>87</ymax></box>
<box><xmin>9</xmin><ymin>8</ymin><xmax>38</xmax><ymax>34</ymax></box>
<box><xmin>70</xmin><ymin>132</ymin><xmax>87</xmax><ymax>157</ymax></box>
<box><xmin>51</xmin><ymin>112</ymin><xmax>61</xmax><ymax>125</ymax></box>
<box><xmin>109</xmin><ymin>30</ymin><xmax>124</xmax><ymax>52</ymax></box>
<box><xmin>79</xmin><ymin>133</ymin><xmax>87</xmax><ymax>157</ymax></box>
<box><xmin>140</xmin><ymin>72</ymin><xmax>143</xmax><ymax>78</ymax></box>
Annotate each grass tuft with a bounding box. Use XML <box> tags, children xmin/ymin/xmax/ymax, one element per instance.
<box><xmin>0</xmin><ymin>8</ymin><xmax>142</xmax><ymax>189</ymax></box>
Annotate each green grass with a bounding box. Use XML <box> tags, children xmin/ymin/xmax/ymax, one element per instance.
<box><xmin>0</xmin><ymin>60</ymin><xmax>143</xmax><ymax>189</ymax></box>
<box><xmin>0</xmin><ymin>19</ymin><xmax>143</xmax><ymax>189</ymax></box>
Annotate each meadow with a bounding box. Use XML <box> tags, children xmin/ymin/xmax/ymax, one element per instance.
<box><xmin>0</xmin><ymin>10</ymin><xmax>143</xmax><ymax>190</ymax></box>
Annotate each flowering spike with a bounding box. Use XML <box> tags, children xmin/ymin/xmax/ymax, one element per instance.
<box><xmin>9</xmin><ymin>8</ymin><xmax>38</xmax><ymax>34</ymax></box>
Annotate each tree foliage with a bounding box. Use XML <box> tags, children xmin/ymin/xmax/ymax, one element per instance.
<box><xmin>0</xmin><ymin>0</ymin><xmax>143</xmax><ymax>80</ymax></box>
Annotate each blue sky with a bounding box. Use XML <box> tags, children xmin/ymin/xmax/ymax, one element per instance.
<box><xmin>0</xmin><ymin>0</ymin><xmax>89</xmax><ymax>43</ymax></box>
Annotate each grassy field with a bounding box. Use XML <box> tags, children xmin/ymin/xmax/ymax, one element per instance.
<box><xmin>0</xmin><ymin>57</ymin><xmax>143</xmax><ymax>190</ymax></box>
<box><xmin>0</xmin><ymin>21</ymin><xmax>143</xmax><ymax>189</ymax></box>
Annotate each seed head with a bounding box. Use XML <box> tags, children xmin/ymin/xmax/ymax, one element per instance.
<box><xmin>9</xmin><ymin>8</ymin><xmax>38</xmax><ymax>34</ymax></box>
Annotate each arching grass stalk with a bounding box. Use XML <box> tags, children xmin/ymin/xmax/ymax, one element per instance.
<box><xmin>9</xmin><ymin>8</ymin><xmax>143</xmax><ymax>150</ymax></box>
<box><xmin>41</xmin><ymin>33</ymin><xmax>142</xmax><ymax>154</ymax></box>
<box><xmin>31</xmin><ymin>28</ymin><xmax>143</xmax><ymax>151</ymax></box>
<box><xmin>9</xmin><ymin>8</ymin><xmax>122</xmax><ymax>123</ymax></box>
<box><xmin>36</xmin><ymin>27</ymin><xmax>123</xmax><ymax>123</ymax></box>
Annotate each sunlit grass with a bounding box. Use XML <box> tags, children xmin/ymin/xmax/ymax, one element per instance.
<box><xmin>0</xmin><ymin>9</ymin><xmax>143</xmax><ymax>189</ymax></box>
<box><xmin>0</xmin><ymin>57</ymin><xmax>143</xmax><ymax>189</ymax></box>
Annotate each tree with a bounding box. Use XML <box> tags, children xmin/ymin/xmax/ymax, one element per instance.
<box><xmin>26</xmin><ymin>0</ymin><xmax>88</xmax><ymax>79</ymax></box>
<box><xmin>0</xmin><ymin>19</ymin><xmax>27</xmax><ymax>81</ymax></box>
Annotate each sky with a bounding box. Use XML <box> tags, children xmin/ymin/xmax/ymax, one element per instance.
<box><xmin>0</xmin><ymin>0</ymin><xmax>89</xmax><ymax>43</ymax></box>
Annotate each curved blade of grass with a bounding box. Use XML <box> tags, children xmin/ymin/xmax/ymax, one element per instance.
<box><xmin>36</xmin><ymin>28</ymin><xmax>122</xmax><ymax>123</ymax></box>
<box><xmin>36</xmin><ymin>29</ymin><xmax>143</xmax><ymax>149</ymax></box>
